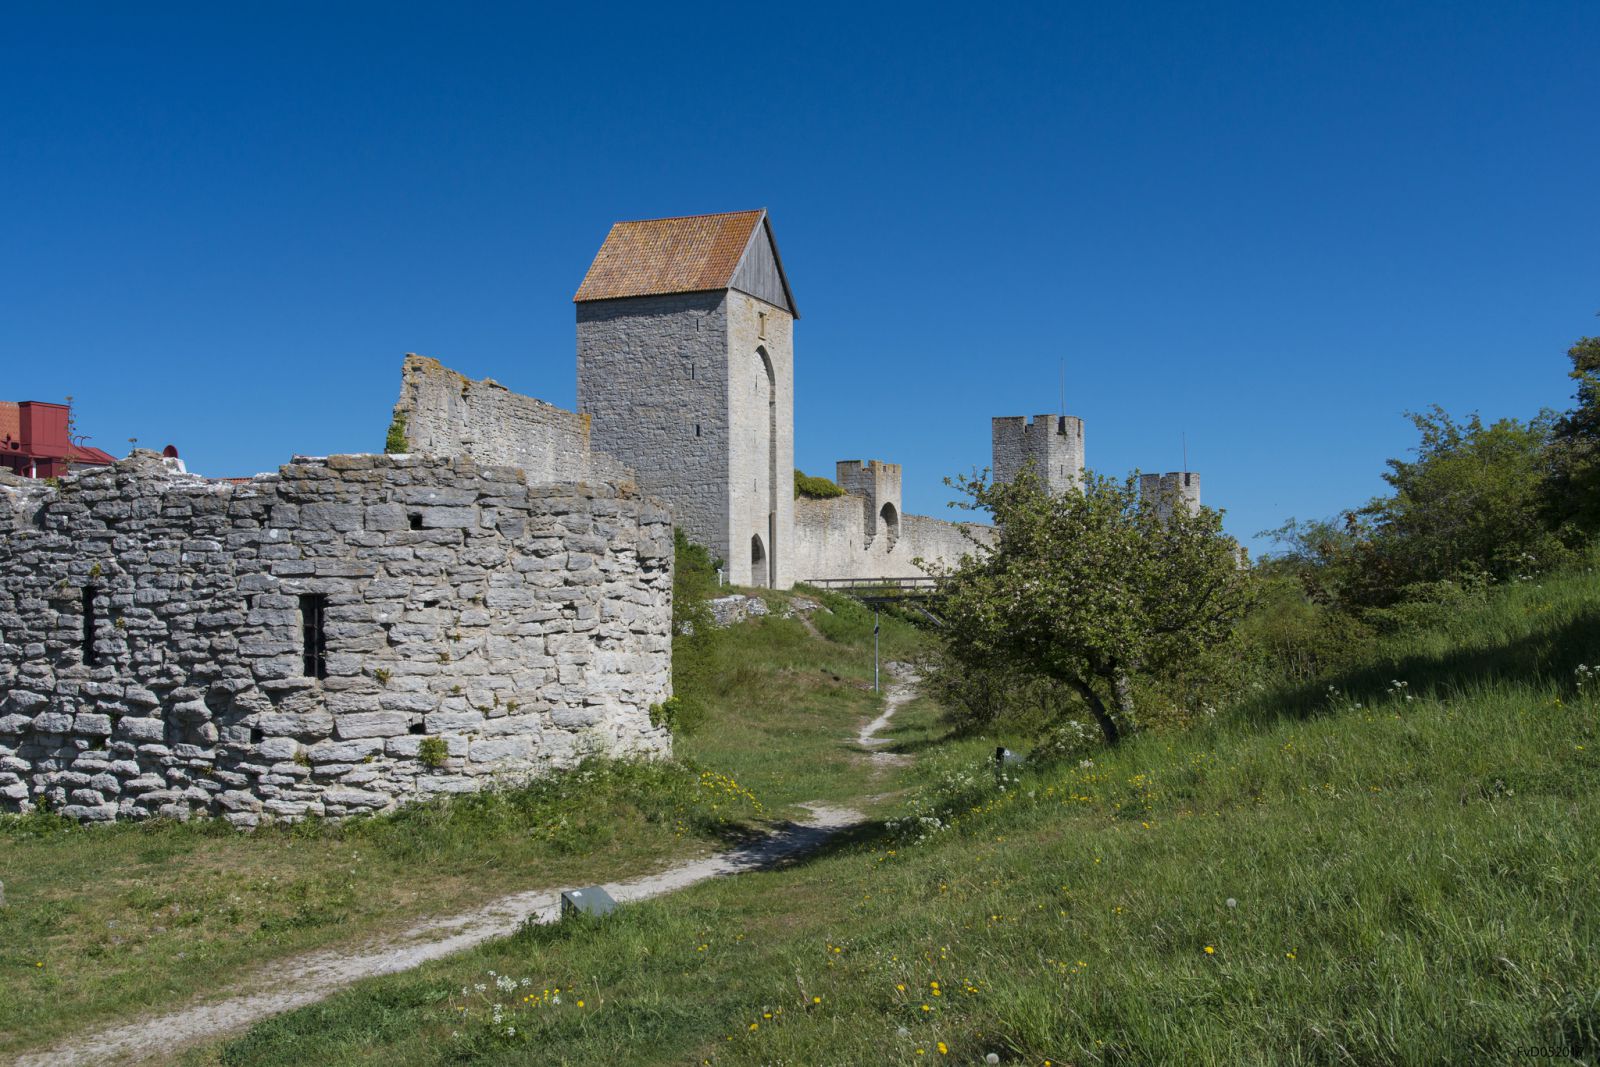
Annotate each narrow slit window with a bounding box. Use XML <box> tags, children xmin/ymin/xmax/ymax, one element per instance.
<box><xmin>81</xmin><ymin>585</ymin><xmax>99</xmax><ymax>665</ymax></box>
<box><xmin>300</xmin><ymin>594</ymin><xmax>328</xmax><ymax>679</ymax></box>
<box><xmin>757</xmin><ymin>311</ymin><xmax>767</xmax><ymax>339</ymax></box>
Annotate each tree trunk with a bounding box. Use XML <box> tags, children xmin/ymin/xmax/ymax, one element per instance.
<box><xmin>1112</xmin><ymin>669</ymin><xmax>1137</xmax><ymax>727</ymax></box>
<box><xmin>1066</xmin><ymin>677</ymin><xmax>1121</xmax><ymax>746</ymax></box>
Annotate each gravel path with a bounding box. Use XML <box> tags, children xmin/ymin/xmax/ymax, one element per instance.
<box><xmin>22</xmin><ymin>672</ymin><xmax>919</xmax><ymax>1066</ymax></box>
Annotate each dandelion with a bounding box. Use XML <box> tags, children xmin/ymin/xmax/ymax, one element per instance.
<box><xmin>577</xmin><ymin>1000</ymin><xmax>585</xmax><ymax>1008</ymax></box>
<box><xmin>1225</xmin><ymin>898</ymin><xmax>1237</xmax><ymax>909</ymax></box>
<box><xmin>938</xmin><ymin>1042</ymin><xmax>949</xmax><ymax>1055</ymax></box>
<box><xmin>1204</xmin><ymin>945</ymin><xmax>1215</xmax><ymax>954</ymax></box>
<box><xmin>812</xmin><ymin>996</ymin><xmax>822</xmax><ymax>1004</ymax></box>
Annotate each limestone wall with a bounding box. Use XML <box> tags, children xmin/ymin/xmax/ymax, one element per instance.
<box><xmin>393</xmin><ymin>354</ymin><xmax>632</xmax><ymax>485</ymax></box>
<box><xmin>577</xmin><ymin>292</ymin><xmax>733</xmax><ymax>568</ymax></box>
<box><xmin>792</xmin><ymin>494</ymin><xmax>991</xmax><ymax>581</ymax></box>
<box><xmin>0</xmin><ymin>452</ymin><xmax>672</xmax><ymax>826</ymax></box>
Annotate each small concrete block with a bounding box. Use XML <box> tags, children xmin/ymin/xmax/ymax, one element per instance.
<box><xmin>560</xmin><ymin>886</ymin><xmax>618</xmax><ymax>919</ymax></box>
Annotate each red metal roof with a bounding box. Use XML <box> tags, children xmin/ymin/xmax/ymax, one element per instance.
<box><xmin>69</xmin><ymin>444</ymin><xmax>117</xmax><ymax>466</ymax></box>
<box><xmin>574</xmin><ymin>210</ymin><xmax>766</xmax><ymax>303</ymax></box>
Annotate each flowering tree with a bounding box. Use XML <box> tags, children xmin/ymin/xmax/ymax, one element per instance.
<box><xmin>926</xmin><ymin>468</ymin><xmax>1250</xmax><ymax>745</ymax></box>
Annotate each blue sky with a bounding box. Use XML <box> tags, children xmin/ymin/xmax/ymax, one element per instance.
<box><xmin>3</xmin><ymin>2</ymin><xmax>1596</xmax><ymax>551</ymax></box>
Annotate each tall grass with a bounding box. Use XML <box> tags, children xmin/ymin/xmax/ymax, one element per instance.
<box><xmin>200</xmin><ymin>567</ymin><xmax>1600</xmax><ymax>1065</ymax></box>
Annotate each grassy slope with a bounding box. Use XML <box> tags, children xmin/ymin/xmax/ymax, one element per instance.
<box><xmin>199</xmin><ymin>572</ymin><xmax>1600</xmax><ymax>1066</ymax></box>
<box><xmin>0</xmin><ymin>590</ymin><xmax>929</xmax><ymax>1059</ymax></box>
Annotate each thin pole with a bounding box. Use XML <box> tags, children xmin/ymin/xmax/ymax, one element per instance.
<box><xmin>1182</xmin><ymin>431</ymin><xmax>1188</xmax><ymax>473</ymax></box>
<box><xmin>1059</xmin><ymin>358</ymin><xmax>1065</xmax><ymax>416</ymax></box>
<box><xmin>873</xmin><ymin>606</ymin><xmax>880</xmax><ymax>693</ymax></box>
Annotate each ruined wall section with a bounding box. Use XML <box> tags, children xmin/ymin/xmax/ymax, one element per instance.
<box><xmin>0</xmin><ymin>452</ymin><xmax>672</xmax><ymax>826</ymax></box>
<box><xmin>577</xmin><ymin>292</ymin><xmax>732</xmax><ymax>567</ymax></box>
<box><xmin>791</xmin><ymin>494</ymin><xmax>991</xmax><ymax>581</ymax></box>
<box><xmin>393</xmin><ymin>355</ymin><xmax>631</xmax><ymax>485</ymax></box>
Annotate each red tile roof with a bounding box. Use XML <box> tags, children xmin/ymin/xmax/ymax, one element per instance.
<box><xmin>574</xmin><ymin>210</ymin><xmax>765</xmax><ymax>303</ymax></box>
<box><xmin>69</xmin><ymin>444</ymin><xmax>117</xmax><ymax>466</ymax></box>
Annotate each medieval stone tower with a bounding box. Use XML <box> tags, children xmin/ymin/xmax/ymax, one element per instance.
<box><xmin>574</xmin><ymin>210</ymin><xmax>798</xmax><ymax>588</ymax></box>
<box><xmin>991</xmin><ymin>413</ymin><xmax>1085</xmax><ymax>493</ymax></box>
<box><xmin>1140</xmin><ymin>471</ymin><xmax>1202</xmax><ymax>519</ymax></box>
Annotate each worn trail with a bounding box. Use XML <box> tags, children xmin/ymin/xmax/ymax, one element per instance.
<box><xmin>21</xmin><ymin>675</ymin><xmax>920</xmax><ymax>1067</ymax></box>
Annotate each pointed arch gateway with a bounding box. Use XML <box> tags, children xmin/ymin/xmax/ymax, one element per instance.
<box><xmin>750</xmin><ymin>533</ymin><xmax>768</xmax><ymax>589</ymax></box>
<box><xmin>754</xmin><ymin>346</ymin><xmax>777</xmax><ymax>587</ymax></box>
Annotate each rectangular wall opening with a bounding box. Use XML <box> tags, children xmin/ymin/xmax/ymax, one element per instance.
<box><xmin>300</xmin><ymin>594</ymin><xmax>328</xmax><ymax>679</ymax></box>
<box><xmin>81</xmin><ymin>585</ymin><xmax>99</xmax><ymax>665</ymax></box>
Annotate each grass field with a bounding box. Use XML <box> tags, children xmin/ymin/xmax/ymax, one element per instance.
<box><xmin>0</xmin><ymin>590</ymin><xmax>931</xmax><ymax>1061</ymax></box>
<box><xmin>189</xmin><ymin>571</ymin><xmax>1600</xmax><ymax>1065</ymax></box>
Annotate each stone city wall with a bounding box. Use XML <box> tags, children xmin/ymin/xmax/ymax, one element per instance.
<box><xmin>393</xmin><ymin>354</ymin><xmax>632</xmax><ymax>486</ymax></box>
<box><xmin>0</xmin><ymin>451</ymin><xmax>672</xmax><ymax>826</ymax></box>
<box><xmin>791</xmin><ymin>494</ymin><xmax>992</xmax><ymax>581</ymax></box>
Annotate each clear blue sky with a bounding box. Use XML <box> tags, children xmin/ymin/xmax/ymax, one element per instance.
<box><xmin>4</xmin><ymin>2</ymin><xmax>1596</xmax><ymax>551</ymax></box>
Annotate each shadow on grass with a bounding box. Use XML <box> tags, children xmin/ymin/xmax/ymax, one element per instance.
<box><xmin>1234</xmin><ymin>605</ymin><xmax>1600</xmax><ymax>729</ymax></box>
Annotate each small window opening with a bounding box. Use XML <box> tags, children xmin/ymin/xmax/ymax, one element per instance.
<box><xmin>757</xmin><ymin>311</ymin><xmax>767</xmax><ymax>339</ymax></box>
<box><xmin>81</xmin><ymin>585</ymin><xmax>99</xmax><ymax>665</ymax></box>
<box><xmin>408</xmin><ymin>722</ymin><xmax>426</xmax><ymax>735</ymax></box>
<box><xmin>695</xmin><ymin>423</ymin><xmax>701</xmax><ymax>437</ymax></box>
<box><xmin>690</xmin><ymin>363</ymin><xmax>695</xmax><ymax>380</ymax></box>
<box><xmin>300</xmin><ymin>594</ymin><xmax>328</xmax><ymax>679</ymax></box>
<box><xmin>409</xmin><ymin>513</ymin><xmax>423</xmax><ymax>530</ymax></box>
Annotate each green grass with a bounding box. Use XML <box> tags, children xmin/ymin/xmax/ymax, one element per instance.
<box><xmin>0</xmin><ymin>589</ymin><xmax>934</xmax><ymax>1060</ymax></box>
<box><xmin>192</xmin><ymin>569</ymin><xmax>1600</xmax><ymax>1066</ymax></box>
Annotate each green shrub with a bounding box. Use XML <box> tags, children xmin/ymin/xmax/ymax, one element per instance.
<box><xmin>649</xmin><ymin>695</ymin><xmax>705</xmax><ymax>735</ymax></box>
<box><xmin>417</xmin><ymin>737</ymin><xmax>448</xmax><ymax>769</ymax></box>
<box><xmin>384</xmin><ymin>412</ymin><xmax>409</xmax><ymax>454</ymax></box>
<box><xmin>794</xmin><ymin>469</ymin><xmax>845</xmax><ymax>499</ymax></box>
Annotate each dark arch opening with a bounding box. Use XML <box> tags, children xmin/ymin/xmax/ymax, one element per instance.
<box><xmin>756</xmin><ymin>346</ymin><xmax>777</xmax><ymax>587</ymax></box>
<box><xmin>750</xmin><ymin>534</ymin><xmax>768</xmax><ymax>589</ymax></box>
<box><xmin>879</xmin><ymin>502</ymin><xmax>900</xmax><ymax>549</ymax></box>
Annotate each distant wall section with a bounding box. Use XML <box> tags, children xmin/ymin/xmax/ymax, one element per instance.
<box><xmin>792</xmin><ymin>492</ymin><xmax>991</xmax><ymax>581</ymax></box>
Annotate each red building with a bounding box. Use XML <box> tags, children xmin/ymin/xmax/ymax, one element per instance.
<box><xmin>0</xmin><ymin>401</ymin><xmax>117</xmax><ymax>479</ymax></box>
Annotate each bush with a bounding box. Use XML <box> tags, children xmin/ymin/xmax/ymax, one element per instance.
<box><xmin>649</xmin><ymin>695</ymin><xmax>706</xmax><ymax>735</ymax></box>
<box><xmin>417</xmin><ymin>736</ymin><xmax>448</xmax><ymax>769</ymax></box>
<box><xmin>669</xmin><ymin>531</ymin><xmax>722</xmax><ymax>730</ymax></box>
<box><xmin>794</xmin><ymin>469</ymin><xmax>845</xmax><ymax>499</ymax></box>
<box><xmin>384</xmin><ymin>412</ymin><xmax>409</xmax><ymax>454</ymax></box>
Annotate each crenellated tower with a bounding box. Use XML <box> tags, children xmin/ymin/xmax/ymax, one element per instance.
<box><xmin>1139</xmin><ymin>471</ymin><xmax>1202</xmax><ymax>520</ymax></box>
<box><xmin>991</xmin><ymin>413</ymin><xmax>1085</xmax><ymax>493</ymax></box>
<box><xmin>834</xmin><ymin>459</ymin><xmax>903</xmax><ymax>549</ymax></box>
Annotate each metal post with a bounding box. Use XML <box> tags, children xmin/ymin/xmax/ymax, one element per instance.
<box><xmin>874</xmin><ymin>606</ymin><xmax>880</xmax><ymax>693</ymax></box>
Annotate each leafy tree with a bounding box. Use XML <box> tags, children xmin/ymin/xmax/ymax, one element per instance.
<box><xmin>926</xmin><ymin>469</ymin><xmax>1250</xmax><ymax>745</ymax></box>
<box><xmin>1360</xmin><ymin>406</ymin><xmax>1561</xmax><ymax>595</ymax></box>
<box><xmin>1545</xmin><ymin>335</ymin><xmax>1600</xmax><ymax>536</ymax></box>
